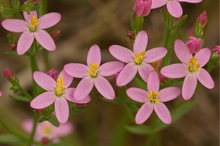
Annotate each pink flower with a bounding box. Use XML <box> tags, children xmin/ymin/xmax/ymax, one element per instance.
<box><xmin>2</xmin><ymin>11</ymin><xmax>61</xmax><ymax>55</ymax></box>
<box><xmin>133</xmin><ymin>0</ymin><xmax>152</xmax><ymax>17</ymax></box>
<box><xmin>161</xmin><ymin>39</ymin><xmax>215</xmax><ymax>100</ymax></box>
<box><xmin>186</xmin><ymin>36</ymin><xmax>202</xmax><ymax>54</ymax></box>
<box><xmin>64</xmin><ymin>45</ymin><xmax>124</xmax><ymax>101</ymax></box>
<box><xmin>198</xmin><ymin>11</ymin><xmax>207</xmax><ymax>25</ymax></box>
<box><xmin>109</xmin><ymin>30</ymin><xmax>167</xmax><ymax>86</ymax></box>
<box><xmin>30</xmin><ymin>70</ymin><xmax>91</xmax><ymax>124</ymax></box>
<box><xmin>152</xmin><ymin>0</ymin><xmax>202</xmax><ymax>18</ymax></box>
<box><xmin>23</xmin><ymin>119</ymin><xmax>73</xmax><ymax>143</ymax></box>
<box><xmin>127</xmin><ymin>71</ymin><xmax>180</xmax><ymax>124</ymax></box>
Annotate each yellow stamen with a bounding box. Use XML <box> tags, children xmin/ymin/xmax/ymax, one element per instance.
<box><xmin>88</xmin><ymin>63</ymin><xmax>99</xmax><ymax>78</ymax></box>
<box><xmin>188</xmin><ymin>57</ymin><xmax>200</xmax><ymax>73</ymax></box>
<box><xmin>134</xmin><ymin>51</ymin><xmax>145</xmax><ymax>65</ymax></box>
<box><xmin>55</xmin><ymin>75</ymin><xmax>65</xmax><ymax>97</ymax></box>
<box><xmin>29</xmin><ymin>15</ymin><xmax>39</xmax><ymax>32</ymax></box>
<box><xmin>148</xmin><ymin>91</ymin><xmax>160</xmax><ymax>104</ymax></box>
<box><xmin>42</xmin><ymin>125</ymin><xmax>52</xmax><ymax>135</ymax></box>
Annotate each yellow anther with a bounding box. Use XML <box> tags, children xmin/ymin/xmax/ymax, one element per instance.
<box><xmin>30</xmin><ymin>15</ymin><xmax>39</xmax><ymax>27</ymax></box>
<box><xmin>55</xmin><ymin>75</ymin><xmax>65</xmax><ymax>97</ymax></box>
<box><xmin>188</xmin><ymin>57</ymin><xmax>200</xmax><ymax>73</ymax></box>
<box><xmin>134</xmin><ymin>51</ymin><xmax>145</xmax><ymax>65</ymax></box>
<box><xmin>88</xmin><ymin>63</ymin><xmax>99</xmax><ymax>78</ymax></box>
<box><xmin>42</xmin><ymin>125</ymin><xmax>52</xmax><ymax>135</ymax></box>
<box><xmin>148</xmin><ymin>91</ymin><xmax>160</xmax><ymax>104</ymax></box>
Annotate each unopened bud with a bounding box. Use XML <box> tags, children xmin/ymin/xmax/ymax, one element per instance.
<box><xmin>212</xmin><ymin>45</ymin><xmax>220</xmax><ymax>57</ymax></box>
<box><xmin>186</xmin><ymin>36</ymin><xmax>202</xmax><ymax>54</ymax></box>
<box><xmin>10</xmin><ymin>43</ymin><xmax>17</xmax><ymax>51</ymax></box>
<box><xmin>46</xmin><ymin>69</ymin><xmax>58</xmax><ymax>80</ymax></box>
<box><xmin>133</xmin><ymin>0</ymin><xmax>152</xmax><ymax>17</ymax></box>
<box><xmin>36</xmin><ymin>109</ymin><xmax>44</xmax><ymax>113</ymax></box>
<box><xmin>159</xmin><ymin>74</ymin><xmax>167</xmax><ymax>82</ymax></box>
<box><xmin>127</xmin><ymin>31</ymin><xmax>134</xmax><ymax>39</ymax></box>
<box><xmin>51</xmin><ymin>29</ymin><xmax>61</xmax><ymax>40</ymax></box>
<box><xmin>41</xmin><ymin>137</ymin><xmax>50</xmax><ymax>145</ymax></box>
<box><xmin>3</xmin><ymin>68</ymin><xmax>14</xmax><ymax>80</ymax></box>
<box><xmin>198</xmin><ymin>11</ymin><xmax>207</xmax><ymax>26</ymax></box>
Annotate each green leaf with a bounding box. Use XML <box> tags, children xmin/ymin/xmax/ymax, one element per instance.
<box><xmin>126</xmin><ymin>125</ymin><xmax>153</xmax><ymax>135</ymax></box>
<box><xmin>134</xmin><ymin>77</ymin><xmax>146</xmax><ymax>90</ymax></box>
<box><xmin>130</xmin><ymin>12</ymin><xmax>135</xmax><ymax>30</ymax></box>
<box><xmin>9</xmin><ymin>94</ymin><xmax>30</xmax><ymax>102</ymax></box>
<box><xmin>5</xmin><ymin>51</ymin><xmax>18</xmax><ymax>56</ymax></box>
<box><xmin>48</xmin><ymin>115</ymin><xmax>60</xmax><ymax>127</ymax></box>
<box><xmin>0</xmin><ymin>134</ymin><xmax>25</xmax><ymax>145</ymax></box>
<box><xmin>1</xmin><ymin>8</ymin><xmax>18</xmax><ymax>17</ymax></box>
<box><xmin>12</xmin><ymin>0</ymin><xmax>20</xmax><ymax>9</ymax></box>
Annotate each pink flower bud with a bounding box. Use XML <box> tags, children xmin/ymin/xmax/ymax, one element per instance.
<box><xmin>186</xmin><ymin>36</ymin><xmax>202</xmax><ymax>54</ymax></box>
<box><xmin>133</xmin><ymin>0</ymin><xmax>152</xmax><ymax>17</ymax></box>
<box><xmin>3</xmin><ymin>68</ymin><xmax>14</xmax><ymax>80</ymax></box>
<box><xmin>41</xmin><ymin>137</ymin><xmax>50</xmax><ymax>145</ymax></box>
<box><xmin>46</xmin><ymin>69</ymin><xmax>58</xmax><ymax>80</ymax></box>
<box><xmin>212</xmin><ymin>45</ymin><xmax>220</xmax><ymax>57</ymax></box>
<box><xmin>159</xmin><ymin>74</ymin><xmax>167</xmax><ymax>82</ymax></box>
<box><xmin>10</xmin><ymin>43</ymin><xmax>17</xmax><ymax>51</ymax></box>
<box><xmin>51</xmin><ymin>29</ymin><xmax>61</xmax><ymax>40</ymax></box>
<box><xmin>198</xmin><ymin>11</ymin><xmax>207</xmax><ymax>25</ymax></box>
<box><xmin>127</xmin><ymin>31</ymin><xmax>134</xmax><ymax>39</ymax></box>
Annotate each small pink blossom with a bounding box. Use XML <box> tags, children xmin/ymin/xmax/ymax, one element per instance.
<box><xmin>2</xmin><ymin>11</ymin><xmax>61</xmax><ymax>55</ymax></box>
<box><xmin>109</xmin><ymin>30</ymin><xmax>167</xmax><ymax>86</ymax></box>
<box><xmin>133</xmin><ymin>0</ymin><xmax>152</xmax><ymax>17</ymax></box>
<box><xmin>161</xmin><ymin>39</ymin><xmax>215</xmax><ymax>100</ymax></box>
<box><xmin>198</xmin><ymin>11</ymin><xmax>207</xmax><ymax>25</ymax></box>
<box><xmin>186</xmin><ymin>36</ymin><xmax>202</xmax><ymax>54</ymax></box>
<box><xmin>23</xmin><ymin>119</ymin><xmax>73</xmax><ymax>143</ymax></box>
<box><xmin>152</xmin><ymin>0</ymin><xmax>202</xmax><ymax>18</ymax></box>
<box><xmin>30</xmin><ymin>70</ymin><xmax>91</xmax><ymax>124</ymax></box>
<box><xmin>127</xmin><ymin>71</ymin><xmax>180</xmax><ymax>124</ymax></box>
<box><xmin>64</xmin><ymin>45</ymin><xmax>124</xmax><ymax>101</ymax></box>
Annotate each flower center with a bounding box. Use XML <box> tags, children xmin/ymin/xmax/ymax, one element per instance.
<box><xmin>188</xmin><ymin>57</ymin><xmax>200</xmax><ymax>73</ymax></box>
<box><xmin>42</xmin><ymin>125</ymin><xmax>53</xmax><ymax>135</ymax></box>
<box><xmin>29</xmin><ymin>15</ymin><xmax>39</xmax><ymax>32</ymax></box>
<box><xmin>147</xmin><ymin>91</ymin><xmax>160</xmax><ymax>104</ymax></box>
<box><xmin>55</xmin><ymin>75</ymin><xmax>65</xmax><ymax>97</ymax></box>
<box><xmin>88</xmin><ymin>63</ymin><xmax>99</xmax><ymax>78</ymax></box>
<box><xmin>134</xmin><ymin>51</ymin><xmax>145</xmax><ymax>65</ymax></box>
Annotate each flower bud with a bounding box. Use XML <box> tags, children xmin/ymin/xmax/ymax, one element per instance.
<box><xmin>133</xmin><ymin>0</ymin><xmax>152</xmax><ymax>17</ymax></box>
<box><xmin>3</xmin><ymin>68</ymin><xmax>14</xmax><ymax>80</ymax></box>
<box><xmin>159</xmin><ymin>74</ymin><xmax>167</xmax><ymax>82</ymax></box>
<box><xmin>198</xmin><ymin>11</ymin><xmax>207</xmax><ymax>25</ymax></box>
<box><xmin>212</xmin><ymin>45</ymin><xmax>220</xmax><ymax>57</ymax></box>
<box><xmin>127</xmin><ymin>31</ymin><xmax>134</xmax><ymax>39</ymax></box>
<box><xmin>186</xmin><ymin>36</ymin><xmax>202</xmax><ymax>54</ymax></box>
<box><xmin>10</xmin><ymin>43</ymin><xmax>17</xmax><ymax>51</ymax></box>
<box><xmin>46</xmin><ymin>69</ymin><xmax>58</xmax><ymax>80</ymax></box>
<box><xmin>41</xmin><ymin>137</ymin><xmax>50</xmax><ymax>145</ymax></box>
<box><xmin>51</xmin><ymin>29</ymin><xmax>61</xmax><ymax>40</ymax></box>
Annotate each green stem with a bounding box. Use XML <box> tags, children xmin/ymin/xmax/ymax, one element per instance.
<box><xmin>43</xmin><ymin>51</ymin><xmax>50</xmax><ymax>70</ymax></box>
<box><xmin>15</xmin><ymin>82</ymin><xmax>32</xmax><ymax>100</ymax></box>
<box><xmin>27</xmin><ymin>111</ymin><xmax>39</xmax><ymax>146</ymax></box>
<box><xmin>30</xmin><ymin>55</ymin><xmax>39</xmax><ymax>97</ymax></box>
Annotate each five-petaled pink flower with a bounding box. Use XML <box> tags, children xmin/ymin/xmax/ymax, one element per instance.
<box><xmin>64</xmin><ymin>45</ymin><xmax>124</xmax><ymax>101</ymax></box>
<box><xmin>23</xmin><ymin>119</ymin><xmax>73</xmax><ymax>143</ymax></box>
<box><xmin>161</xmin><ymin>39</ymin><xmax>215</xmax><ymax>100</ymax></box>
<box><xmin>109</xmin><ymin>30</ymin><xmax>167</xmax><ymax>86</ymax></box>
<box><xmin>2</xmin><ymin>11</ymin><xmax>61</xmax><ymax>55</ymax></box>
<box><xmin>151</xmin><ymin>0</ymin><xmax>202</xmax><ymax>18</ymax></box>
<box><xmin>30</xmin><ymin>70</ymin><xmax>90</xmax><ymax>124</ymax></box>
<box><xmin>127</xmin><ymin>70</ymin><xmax>180</xmax><ymax>124</ymax></box>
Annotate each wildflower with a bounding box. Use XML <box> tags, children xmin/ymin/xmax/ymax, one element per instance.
<box><xmin>109</xmin><ymin>30</ymin><xmax>167</xmax><ymax>86</ymax></box>
<box><xmin>23</xmin><ymin>119</ymin><xmax>73</xmax><ymax>143</ymax></box>
<box><xmin>133</xmin><ymin>0</ymin><xmax>152</xmax><ymax>17</ymax></box>
<box><xmin>3</xmin><ymin>68</ymin><xmax>14</xmax><ymax>80</ymax></box>
<box><xmin>151</xmin><ymin>0</ymin><xmax>202</xmax><ymax>18</ymax></box>
<box><xmin>127</xmin><ymin>71</ymin><xmax>180</xmax><ymax>124</ymax></box>
<box><xmin>161</xmin><ymin>39</ymin><xmax>215</xmax><ymax>100</ymax></box>
<box><xmin>30</xmin><ymin>70</ymin><xmax>91</xmax><ymax>124</ymax></box>
<box><xmin>2</xmin><ymin>11</ymin><xmax>61</xmax><ymax>55</ymax></box>
<box><xmin>64</xmin><ymin>45</ymin><xmax>124</xmax><ymax>101</ymax></box>
<box><xmin>186</xmin><ymin>36</ymin><xmax>202</xmax><ymax>54</ymax></box>
<box><xmin>198</xmin><ymin>11</ymin><xmax>207</xmax><ymax>25</ymax></box>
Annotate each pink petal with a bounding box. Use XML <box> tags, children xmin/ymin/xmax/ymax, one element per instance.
<box><xmin>133</xmin><ymin>30</ymin><xmax>148</xmax><ymax>53</ymax></box>
<box><xmin>64</xmin><ymin>63</ymin><xmax>88</xmax><ymax>78</ymax></box>
<box><xmin>197</xmin><ymin>68</ymin><xmax>215</xmax><ymax>89</ymax></box>
<box><xmin>135</xmin><ymin>103</ymin><xmax>153</xmax><ymax>124</ymax></box>
<box><xmin>30</xmin><ymin>92</ymin><xmax>56</xmax><ymax>109</ymax></box>
<box><xmin>160</xmin><ymin>64</ymin><xmax>187</xmax><ymax>78</ymax></box>
<box><xmin>167</xmin><ymin>1</ymin><xmax>183</xmax><ymax>18</ymax></box>
<box><xmin>87</xmin><ymin>44</ymin><xmax>101</xmax><ymax>66</ymax></box>
<box><xmin>138</xmin><ymin>63</ymin><xmax>155</xmax><ymax>83</ymax></box>
<box><xmin>109</xmin><ymin>45</ymin><xmax>134</xmax><ymax>63</ymax></box>
<box><xmin>2</xmin><ymin>19</ymin><xmax>27</xmax><ymax>33</ymax></box>
<box><xmin>152</xmin><ymin>0</ymin><xmax>167</xmax><ymax>9</ymax></box>
<box><xmin>58</xmin><ymin>70</ymin><xmax>73</xmax><ymax>88</ymax></box>
<box><xmin>178</xmin><ymin>0</ymin><xmax>202</xmax><ymax>3</ymax></box>
<box><xmin>23</xmin><ymin>11</ymin><xmax>38</xmax><ymax>22</ymax></box>
<box><xmin>99</xmin><ymin>61</ymin><xmax>124</xmax><ymax>76</ymax></box>
<box><xmin>64</xmin><ymin>88</ymin><xmax>91</xmax><ymax>103</ymax></box>
<box><xmin>182</xmin><ymin>74</ymin><xmax>197</xmax><ymax>100</ymax></box>
<box><xmin>22</xmin><ymin>119</ymin><xmax>33</xmax><ymax>133</ymax></box>
<box><xmin>194</xmin><ymin>48</ymin><xmax>211</xmax><ymax>67</ymax></box>
<box><xmin>17</xmin><ymin>31</ymin><xmax>34</xmax><ymax>55</ymax></box>
<box><xmin>39</xmin><ymin>12</ymin><xmax>61</xmax><ymax>29</ymax></box>
<box><xmin>94</xmin><ymin>76</ymin><xmax>115</xmax><ymax>100</ymax></box>
<box><xmin>159</xmin><ymin>87</ymin><xmax>180</xmax><ymax>102</ymax></box>
<box><xmin>147</xmin><ymin>71</ymin><xmax>160</xmax><ymax>92</ymax></box>
<box><xmin>116</xmin><ymin>63</ymin><xmax>138</xmax><ymax>86</ymax></box>
<box><xmin>174</xmin><ymin>39</ymin><xmax>192</xmax><ymax>64</ymax></box>
<box><xmin>55</xmin><ymin>98</ymin><xmax>69</xmax><ymax>124</ymax></box>
<box><xmin>55</xmin><ymin>122</ymin><xmax>73</xmax><ymax>137</ymax></box>
<box><xmin>74</xmin><ymin>77</ymin><xmax>93</xmax><ymax>101</ymax></box>
<box><xmin>34</xmin><ymin>29</ymin><xmax>56</xmax><ymax>51</ymax></box>
<box><xmin>34</xmin><ymin>71</ymin><xmax>56</xmax><ymax>91</ymax></box>
<box><xmin>145</xmin><ymin>47</ymin><xmax>167</xmax><ymax>63</ymax></box>
<box><xmin>154</xmin><ymin>102</ymin><xmax>171</xmax><ymax>124</ymax></box>
<box><xmin>126</xmin><ymin>87</ymin><xmax>148</xmax><ymax>103</ymax></box>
